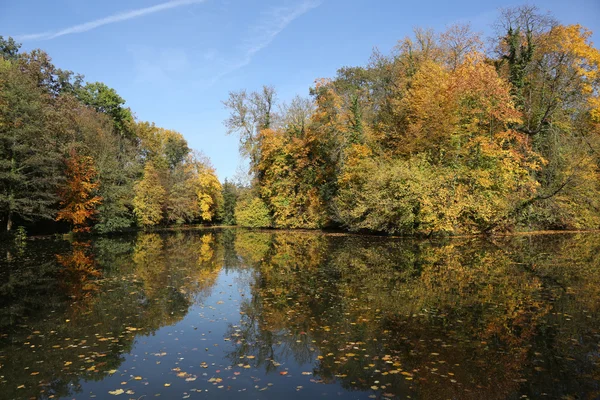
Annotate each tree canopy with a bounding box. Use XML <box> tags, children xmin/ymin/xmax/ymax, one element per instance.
<box><xmin>226</xmin><ymin>6</ymin><xmax>600</xmax><ymax>235</ymax></box>
<box><xmin>0</xmin><ymin>40</ymin><xmax>222</xmax><ymax>233</ymax></box>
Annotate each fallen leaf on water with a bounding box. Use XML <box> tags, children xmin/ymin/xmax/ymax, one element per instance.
<box><xmin>279</xmin><ymin>371</ymin><xmax>288</xmax><ymax>376</ymax></box>
<box><xmin>109</xmin><ymin>389</ymin><xmax>124</xmax><ymax>395</ymax></box>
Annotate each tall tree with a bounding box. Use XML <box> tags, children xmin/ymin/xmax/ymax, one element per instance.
<box><xmin>220</xmin><ymin>179</ymin><xmax>238</xmax><ymax>225</ymax></box>
<box><xmin>133</xmin><ymin>162</ymin><xmax>166</xmax><ymax>227</ymax></box>
<box><xmin>223</xmin><ymin>85</ymin><xmax>276</xmax><ymax>173</ymax></box>
<box><xmin>0</xmin><ymin>59</ymin><xmax>63</xmax><ymax>231</ymax></box>
<box><xmin>56</xmin><ymin>149</ymin><xmax>102</xmax><ymax>232</ymax></box>
<box><xmin>76</xmin><ymin>82</ymin><xmax>134</xmax><ymax>138</ymax></box>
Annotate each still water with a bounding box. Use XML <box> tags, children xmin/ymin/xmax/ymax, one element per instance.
<box><xmin>0</xmin><ymin>228</ymin><xmax>599</xmax><ymax>399</ymax></box>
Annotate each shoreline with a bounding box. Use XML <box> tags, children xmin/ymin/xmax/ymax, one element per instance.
<box><xmin>10</xmin><ymin>224</ymin><xmax>600</xmax><ymax>243</ymax></box>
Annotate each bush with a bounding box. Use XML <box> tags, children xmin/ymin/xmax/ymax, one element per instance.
<box><xmin>234</xmin><ymin>197</ymin><xmax>272</xmax><ymax>228</ymax></box>
<box><xmin>334</xmin><ymin>149</ymin><xmax>539</xmax><ymax>235</ymax></box>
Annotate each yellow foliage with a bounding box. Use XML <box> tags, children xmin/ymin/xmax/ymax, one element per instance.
<box><xmin>133</xmin><ymin>163</ymin><xmax>166</xmax><ymax>227</ymax></box>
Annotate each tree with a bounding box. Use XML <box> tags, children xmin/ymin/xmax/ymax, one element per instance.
<box><xmin>165</xmin><ymin>153</ymin><xmax>222</xmax><ymax>224</ymax></box>
<box><xmin>223</xmin><ymin>85</ymin><xmax>276</xmax><ymax>172</ymax></box>
<box><xmin>0</xmin><ymin>38</ymin><xmax>220</xmax><ymax>234</ymax></box>
<box><xmin>0</xmin><ymin>59</ymin><xmax>63</xmax><ymax>231</ymax></box>
<box><xmin>221</xmin><ymin>179</ymin><xmax>238</xmax><ymax>225</ymax></box>
<box><xmin>0</xmin><ymin>36</ymin><xmax>21</xmax><ymax>60</ymax></box>
<box><xmin>76</xmin><ymin>82</ymin><xmax>134</xmax><ymax>138</ymax></box>
<box><xmin>56</xmin><ymin>149</ymin><xmax>102</xmax><ymax>232</ymax></box>
<box><xmin>133</xmin><ymin>163</ymin><xmax>166</xmax><ymax>227</ymax></box>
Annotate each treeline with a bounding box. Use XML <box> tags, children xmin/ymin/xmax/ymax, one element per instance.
<box><xmin>0</xmin><ymin>37</ymin><xmax>222</xmax><ymax>234</ymax></box>
<box><xmin>225</xmin><ymin>6</ymin><xmax>600</xmax><ymax>235</ymax></box>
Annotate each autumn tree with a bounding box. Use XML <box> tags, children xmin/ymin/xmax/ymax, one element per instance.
<box><xmin>166</xmin><ymin>152</ymin><xmax>223</xmax><ymax>224</ymax></box>
<box><xmin>56</xmin><ymin>149</ymin><xmax>103</xmax><ymax>232</ymax></box>
<box><xmin>0</xmin><ymin>36</ymin><xmax>220</xmax><ymax>234</ymax></box>
<box><xmin>223</xmin><ymin>86</ymin><xmax>277</xmax><ymax>173</ymax></box>
<box><xmin>493</xmin><ymin>6</ymin><xmax>600</xmax><ymax>228</ymax></box>
<box><xmin>133</xmin><ymin>162</ymin><xmax>166</xmax><ymax>227</ymax></box>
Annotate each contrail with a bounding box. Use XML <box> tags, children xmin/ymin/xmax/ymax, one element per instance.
<box><xmin>16</xmin><ymin>0</ymin><xmax>205</xmax><ymax>41</ymax></box>
<box><xmin>208</xmin><ymin>0</ymin><xmax>322</xmax><ymax>84</ymax></box>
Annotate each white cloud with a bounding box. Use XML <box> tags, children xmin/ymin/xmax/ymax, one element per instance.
<box><xmin>16</xmin><ymin>0</ymin><xmax>206</xmax><ymax>41</ymax></box>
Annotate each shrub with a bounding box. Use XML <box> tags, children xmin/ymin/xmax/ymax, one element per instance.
<box><xmin>234</xmin><ymin>197</ymin><xmax>272</xmax><ymax>228</ymax></box>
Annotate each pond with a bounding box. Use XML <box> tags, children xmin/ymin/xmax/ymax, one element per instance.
<box><xmin>0</xmin><ymin>228</ymin><xmax>599</xmax><ymax>399</ymax></box>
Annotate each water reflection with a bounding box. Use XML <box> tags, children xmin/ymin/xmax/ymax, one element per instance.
<box><xmin>0</xmin><ymin>229</ymin><xmax>598</xmax><ymax>399</ymax></box>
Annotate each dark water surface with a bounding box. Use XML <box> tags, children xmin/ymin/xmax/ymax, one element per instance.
<box><xmin>1</xmin><ymin>229</ymin><xmax>599</xmax><ymax>399</ymax></box>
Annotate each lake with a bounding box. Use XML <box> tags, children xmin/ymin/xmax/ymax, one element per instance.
<box><xmin>0</xmin><ymin>228</ymin><xmax>599</xmax><ymax>399</ymax></box>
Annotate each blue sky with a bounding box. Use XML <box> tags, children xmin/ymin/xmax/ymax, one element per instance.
<box><xmin>2</xmin><ymin>0</ymin><xmax>599</xmax><ymax>180</ymax></box>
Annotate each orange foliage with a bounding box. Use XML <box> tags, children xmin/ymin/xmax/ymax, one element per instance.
<box><xmin>56</xmin><ymin>149</ymin><xmax>102</xmax><ymax>232</ymax></box>
<box><xmin>56</xmin><ymin>241</ymin><xmax>102</xmax><ymax>304</ymax></box>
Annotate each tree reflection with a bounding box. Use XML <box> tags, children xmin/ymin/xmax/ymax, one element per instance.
<box><xmin>1</xmin><ymin>230</ymin><xmax>599</xmax><ymax>399</ymax></box>
<box><xmin>56</xmin><ymin>241</ymin><xmax>102</xmax><ymax>306</ymax></box>
<box><xmin>0</xmin><ymin>230</ymin><xmax>222</xmax><ymax>400</ymax></box>
<box><xmin>226</xmin><ymin>231</ymin><xmax>600</xmax><ymax>399</ymax></box>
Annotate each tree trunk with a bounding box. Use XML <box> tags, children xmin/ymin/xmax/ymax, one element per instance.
<box><xmin>6</xmin><ymin>212</ymin><xmax>12</xmax><ymax>232</ymax></box>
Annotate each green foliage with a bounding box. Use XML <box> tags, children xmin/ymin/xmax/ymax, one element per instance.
<box><xmin>0</xmin><ymin>59</ymin><xmax>63</xmax><ymax>231</ymax></box>
<box><xmin>0</xmin><ymin>36</ymin><xmax>220</xmax><ymax>234</ymax></box>
<box><xmin>92</xmin><ymin>136</ymin><xmax>139</xmax><ymax>234</ymax></box>
<box><xmin>234</xmin><ymin>197</ymin><xmax>272</xmax><ymax>228</ymax></box>
<box><xmin>0</xmin><ymin>36</ymin><xmax>20</xmax><ymax>60</ymax></box>
<box><xmin>14</xmin><ymin>226</ymin><xmax>27</xmax><ymax>244</ymax></box>
<box><xmin>334</xmin><ymin>156</ymin><xmax>437</xmax><ymax>234</ymax></box>
<box><xmin>76</xmin><ymin>82</ymin><xmax>134</xmax><ymax>138</ymax></box>
<box><xmin>165</xmin><ymin>153</ymin><xmax>223</xmax><ymax>225</ymax></box>
<box><xmin>221</xmin><ymin>179</ymin><xmax>239</xmax><ymax>225</ymax></box>
<box><xmin>164</xmin><ymin>135</ymin><xmax>190</xmax><ymax>170</ymax></box>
